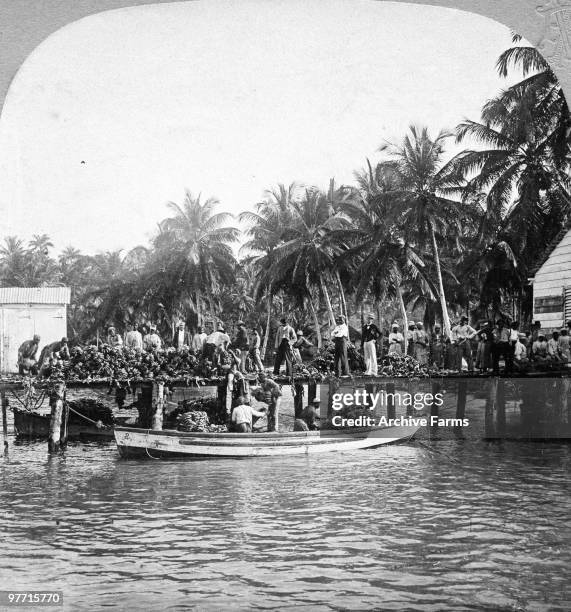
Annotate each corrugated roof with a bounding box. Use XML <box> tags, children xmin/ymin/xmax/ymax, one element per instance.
<box><xmin>0</xmin><ymin>287</ymin><xmax>71</xmax><ymax>304</ymax></box>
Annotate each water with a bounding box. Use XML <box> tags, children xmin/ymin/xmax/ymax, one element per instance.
<box><xmin>1</xmin><ymin>435</ymin><xmax>570</xmax><ymax>611</ymax></box>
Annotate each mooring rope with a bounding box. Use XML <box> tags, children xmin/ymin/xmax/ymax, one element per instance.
<box><xmin>66</xmin><ymin>404</ymin><xmax>112</xmax><ymax>430</ymax></box>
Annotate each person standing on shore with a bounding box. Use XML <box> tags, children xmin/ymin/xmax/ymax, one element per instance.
<box><xmin>452</xmin><ymin>316</ymin><xmax>476</xmax><ymax>371</ymax></box>
<box><xmin>107</xmin><ymin>326</ymin><xmax>123</xmax><ymax>348</ymax></box>
<box><xmin>331</xmin><ymin>315</ymin><xmax>350</xmax><ymax>377</ymax></box>
<box><xmin>388</xmin><ymin>324</ymin><xmax>403</xmax><ymax>355</ymax></box>
<box><xmin>191</xmin><ymin>326</ymin><xmax>207</xmax><ymax>355</ymax></box>
<box><xmin>124</xmin><ymin>322</ymin><xmax>143</xmax><ymax>350</ymax></box>
<box><xmin>362</xmin><ymin>314</ymin><xmax>380</xmax><ymax>375</ymax></box>
<box><xmin>413</xmin><ymin>322</ymin><xmax>429</xmax><ymax>365</ymax></box>
<box><xmin>234</xmin><ymin>321</ymin><xmax>250</xmax><ymax>372</ymax></box>
<box><xmin>249</xmin><ymin>327</ymin><xmax>264</xmax><ymax>372</ymax></box>
<box><xmin>430</xmin><ymin>324</ymin><xmax>444</xmax><ymax>368</ymax></box>
<box><xmin>273</xmin><ymin>318</ymin><xmax>296</xmax><ymax>376</ymax></box>
<box><xmin>144</xmin><ymin>325</ymin><xmax>162</xmax><ymax>351</ymax></box>
<box><xmin>171</xmin><ymin>321</ymin><xmax>191</xmax><ymax>351</ymax></box>
<box><xmin>292</xmin><ymin>330</ymin><xmax>313</xmax><ymax>365</ymax></box>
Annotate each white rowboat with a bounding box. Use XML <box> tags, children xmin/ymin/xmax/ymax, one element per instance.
<box><xmin>114</xmin><ymin>424</ymin><xmax>420</xmax><ymax>458</ymax></box>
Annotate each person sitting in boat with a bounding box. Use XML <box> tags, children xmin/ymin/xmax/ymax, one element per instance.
<box><xmin>230</xmin><ymin>396</ymin><xmax>267</xmax><ymax>433</ymax></box>
<box><xmin>294</xmin><ymin>398</ymin><xmax>321</xmax><ymax>431</ymax></box>
<box><xmin>17</xmin><ymin>334</ymin><xmax>41</xmax><ymax>375</ymax></box>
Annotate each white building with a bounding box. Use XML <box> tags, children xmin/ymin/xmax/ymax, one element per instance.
<box><xmin>530</xmin><ymin>222</ymin><xmax>571</xmax><ymax>331</ymax></box>
<box><xmin>0</xmin><ymin>287</ymin><xmax>71</xmax><ymax>373</ymax></box>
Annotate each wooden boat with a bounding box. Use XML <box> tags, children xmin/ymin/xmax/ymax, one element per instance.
<box><xmin>13</xmin><ymin>407</ymin><xmax>117</xmax><ymax>439</ymax></box>
<box><xmin>114</xmin><ymin>423</ymin><xmax>420</xmax><ymax>458</ymax></box>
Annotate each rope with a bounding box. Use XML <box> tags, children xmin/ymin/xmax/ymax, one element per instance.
<box><xmin>144</xmin><ymin>429</ymin><xmax>160</xmax><ymax>459</ymax></box>
<box><xmin>66</xmin><ymin>404</ymin><xmax>112</xmax><ymax>430</ymax></box>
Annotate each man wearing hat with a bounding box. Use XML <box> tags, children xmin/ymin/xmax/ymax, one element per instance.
<box><xmin>107</xmin><ymin>326</ymin><xmax>123</xmax><ymax>348</ymax></box>
<box><xmin>143</xmin><ymin>325</ymin><xmax>162</xmax><ymax>351</ymax></box>
<box><xmin>362</xmin><ymin>314</ymin><xmax>380</xmax><ymax>375</ymax></box>
<box><xmin>292</xmin><ymin>329</ymin><xmax>313</xmax><ymax>365</ymax></box>
<box><xmin>273</xmin><ymin>317</ymin><xmax>296</xmax><ymax>376</ymax></box>
<box><xmin>17</xmin><ymin>334</ymin><xmax>41</xmax><ymax>374</ymax></box>
<box><xmin>39</xmin><ymin>336</ymin><xmax>70</xmax><ymax>367</ymax></box>
<box><xmin>171</xmin><ymin>320</ymin><xmax>191</xmax><ymax>352</ymax></box>
<box><xmin>451</xmin><ymin>316</ymin><xmax>477</xmax><ymax>371</ymax></box>
<box><xmin>294</xmin><ymin>397</ymin><xmax>321</xmax><ymax>431</ymax></box>
<box><xmin>388</xmin><ymin>323</ymin><xmax>403</xmax><ymax>355</ymax></box>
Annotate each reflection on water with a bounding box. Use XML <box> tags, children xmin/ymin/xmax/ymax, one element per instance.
<box><xmin>1</xmin><ymin>436</ymin><xmax>570</xmax><ymax>611</ymax></box>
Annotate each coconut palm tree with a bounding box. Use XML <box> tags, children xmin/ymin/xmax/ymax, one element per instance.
<box><xmin>268</xmin><ymin>188</ymin><xmax>349</xmax><ymax>328</ymax></box>
<box><xmin>157</xmin><ymin>190</ymin><xmax>239</xmax><ymax>324</ymax></box>
<box><xmin>379</xmin><ymin>126</ymin><xmax>467</xmax><ymax>337</ymax></box>
<box><xmin>0</xmin><ymin>236</ymin><xmax>28</xmax><ymax>285</ymax></box>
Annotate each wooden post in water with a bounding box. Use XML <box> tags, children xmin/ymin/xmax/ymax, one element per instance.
<box><xmin>294</xmin><ymin>383</ymin><xmax>304</xmax><ymax>419</ymax></box>
<box><xmin>152</xmin><ymin>382</ymin><xmax>164</xmax><ymax>430</ymax></box>
<box><xmin>496</xmin><ymin>379</ymin><xmax>506</xmax><ymax>437</ymax></box>
<box><xmin>308</xmin><ymin>381</ymin><xmax>317</xmax><ymax>404</ymax></box>
<box><xmin>485</xmin><ymin>377</ymin><xmax>498</xmax><ymax>439</ymax></box>
<box><xmin>386</xmin><ymin>382</ymin><xmax>396</xmax><ymax>420</ymax></box>
<box><xmin>456</xmin><ymin>380</ymin><xmax>467</xmax><ymax>420</ymax></box>
<box><xmin>48</xmin><ymin>382</ymin><xmax>66</xmax><ymax>453</ymax></box>
<box><xmin>1</xmin><ymin>388</ymin><xmax>8</xmax><ymax>454</ymax></box>
<box><xmin>61</xmin><ymin>389</ymin><xmax>69</xmax><ymax>448</ymax></box>
<box><xmin>560</xmin><ymin>378</ymin><xmax>570</xmax><ymax>424</ymax></box>
<box><xmin>431</xmin><ymin>380</ymin><xmax>441</xmax><ymax>418</ymax></box>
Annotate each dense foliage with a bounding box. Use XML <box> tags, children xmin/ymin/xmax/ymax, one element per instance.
<box><xmin>1</xmin><ymin>36</ymin><xmax>569</xmax><ymax>346</ymax></box>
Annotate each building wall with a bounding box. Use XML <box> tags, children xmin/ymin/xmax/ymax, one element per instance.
<box><xmin>532</xmin><ymin>227</ymin><xmax>571</xmax><ymax>329</ymax></box>
<box><xmin>0</xmin><ymin>303</ymin><xmax>67</xmax><ymax>373</ymax></box>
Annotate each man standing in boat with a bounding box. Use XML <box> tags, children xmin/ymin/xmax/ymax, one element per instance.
<box><xmin>230</xmin><ymin>396</ymin><xmax>267</xmax><ymax>433</ymax></box>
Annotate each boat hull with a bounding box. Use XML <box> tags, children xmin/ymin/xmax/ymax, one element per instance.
<box><xmin>114</xmin><ymin>425</ymin><xmax>420</xmax><ymax>458</ymax></box>
<box><xmin>13</xmin><ymin>408</ymin><xmax>114</xmax><ymax>439</ymax></box>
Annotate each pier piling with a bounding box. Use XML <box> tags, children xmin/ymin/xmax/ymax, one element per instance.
<box><xmin>152</xmin><ymin>382</ymin><xmax>165</xmax><ymax>430</ymax></box>
<box><xmin>294</xmin><ymin>383</ymin><xmax>304</xmax><ymax>419</ymax></box>
<box><xmin>386</xmin><ymin>382</ymin><xmax>396</xmax><ymax>420</ymax></box>
<box><xmin>48</xmin><ymin>382</ymin><xmax>66</xmax><ymax>453</ymax></box>
<box><xmin>1</xmin><ymin>390</ymin><xmax>8</xmax><ymax>454</ymax></box>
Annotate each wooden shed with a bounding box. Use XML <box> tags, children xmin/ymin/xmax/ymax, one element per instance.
<box><xmin>530</xmin><ymin>222</ymin><xmax>571</xmax><ymax>330</ymax></box>
<box><xmin>0</xmin><ymin>287</ymin><xmax>71</xmax><ymax>373</ymax></box>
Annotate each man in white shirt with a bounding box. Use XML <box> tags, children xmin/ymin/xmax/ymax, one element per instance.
<box><xmin>144</xmin><ymin>325</ymin><xmax>162</xmax><ymax>351</ymax></box>
<box><xmin>171</xmin><ymin>321</ymin><xmax>191</xmax><ymax>351</ymax></box>
<box><xmin>191</xmin><ymin>326</ymin><xmax>208</xmax><ymax>355</ymax></box>
<box><xmin>451</xmin><ymin>316</ymin><xmax>477</xmax><ymax>372</ymax></box>
<box><xmin>231</xmin><ymin>397</ymin><xmax>267</xmax><ymax>432</ymax></box>
<box><xmin>124</xmin><ymin>322</ymin><xmax>143</xmax><ymax>350</ymax></box>
<box><xmin>273</xmin><ymin>318</ymin><xmax>296</xmax><ymax>376</ymax></box>
<box><xmin>331</xmin><ymin>315</ymin><xmax>350</xmax><ymax>377</ymax></box>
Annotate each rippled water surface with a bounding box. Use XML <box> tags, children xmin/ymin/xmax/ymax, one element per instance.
<box><xmin>1</xmin><ymin>436</ymin><xmax>570</xmax><ymax>611</ymax></box>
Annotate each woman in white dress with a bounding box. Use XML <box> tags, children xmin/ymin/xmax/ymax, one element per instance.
<box><xmin>388</xmin><ymin>324</ymin><xmax>404</xmax><ymax>355</ymax></box>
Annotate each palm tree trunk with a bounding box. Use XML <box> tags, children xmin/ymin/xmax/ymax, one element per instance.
<box><xmin>308</xmin><ymin>295</ymin><xmax>322</xmax><ymax>349</ymax></box>
<box><xmin>430</xmin><ymin>227</ymin><xmax>452</xmax><ymax>338</ymax></box>
<box><xmin>320</xmin><ymin>276</ymin><xmax>336</xmax><ymax>327</ymax></box>
<box><xmin>195</xmin><ymin>288</ymin><xmax>202</xmax><ymax>326</ymax></box>
<box><xmin>261</xmin><ymin>290</ymin><xmax>272</xmax><ymax>361</ymax></box>
<box><xmin>335</xmin><ymin>270</ymin><xmax>348</xmax><ymax>321</ymax></box>
<box><xmin>398</xmin><ymin>287</ymin><xmax>409</xmax><ymax>355</ymax></box>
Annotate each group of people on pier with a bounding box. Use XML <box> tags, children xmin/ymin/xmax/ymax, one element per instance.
<box><xmin>16</xmin><ymin>312</ymin><xmax>571</xmax><ymax>378</ymax></box>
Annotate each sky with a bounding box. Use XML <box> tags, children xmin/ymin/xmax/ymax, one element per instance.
<box><xmin>0</xmin><ymin>0</ymin><xmax>519</xmax><ymax>255</ymax></box>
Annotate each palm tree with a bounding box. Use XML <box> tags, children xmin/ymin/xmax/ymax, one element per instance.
<box><xmin>158</xmin><ymin>190</ymin><xmax>239</xmax><ymax>324</ymax></box>
<box><xmin>268</xmin><ymin>188</ymin><xmax>349</xmax><ymax>328</ymax></box>
<box><xmin>0</xmin><ymin>236</ymin><xmax>27</xmax><ymax>285</ymax></box>
<box><xmin>380</xmin><ymin>126</ymin><xmax>467</xmax><ymax>337</ymax></box>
